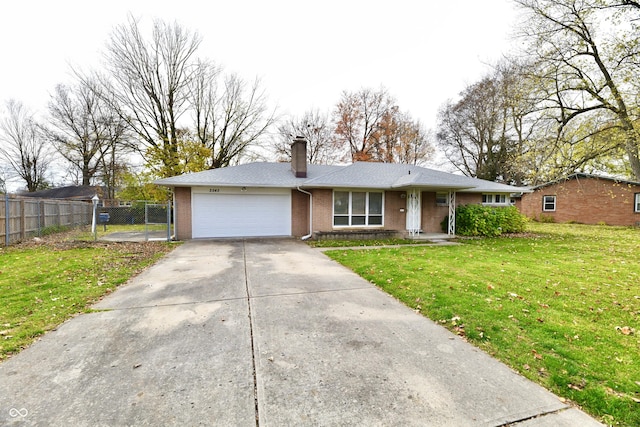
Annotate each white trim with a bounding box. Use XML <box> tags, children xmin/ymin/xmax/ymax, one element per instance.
<box><xmin>191</xmin><ymin>187</ymin><xmax>291</xmax><ymax>238</ymax></box>
<box><xmin>448</xmin><ymin>191</ymin><xmax>456</xmax><ymax>236</ymax></box>
<box><xmin>482</xmin><ymin>193</ymin><xmax>509</xmax><ymax>206</ymax></box>
<box><xmin>332</xmin><ymin>190</ymin><xmax>385</xmax><ymax>228</ymax></box>
<box><xmin>543</xmin><ymin>195</ymin><xmax>556</xmax><ymax>212</ymax></box>
<box><xmin>406</xmin><ymin>189</ymin><xmax>421</xmax><ymax>236</ymax></box>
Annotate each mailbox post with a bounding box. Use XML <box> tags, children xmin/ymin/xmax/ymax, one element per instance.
<box><xmin>99</xmin><ymin>212</ymin><xmax>110</xmax><ymax>231</ymax></box>
<box><xmin>91</xmin><ymin>194</ymin><xmax>99</xmax><ymax>241</ymax></box>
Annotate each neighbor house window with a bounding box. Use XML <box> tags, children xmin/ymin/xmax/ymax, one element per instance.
<box><xmin>482</xmin><ymin>194</ymin><xmax>508</xmax><ymax>205</ymax></box>
<box><xmin>543</xmin><ymin>195</ymin><xmax>556</xmax><ymax>212</ymax></box>
<box><xmin>333</xmin><ymin>191</ymin><xmax>383</xmax><ymax>227</ymax></box>
<box><xmin>435</xmin><ymin>192</ymin><xmax>449</xmax><ymax>206</ymax></box>
<box><xmin>635</xmin><ymin>193</ymin><xmax>640</xmax><ymax>213</ymax></box>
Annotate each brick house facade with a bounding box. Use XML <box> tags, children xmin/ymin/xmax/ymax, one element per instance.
<box><xmin>517</xmin><ymin>174</ymin><xmax>640</xmax><ymax>226</ymax></box>
<box><xmin>160</xmin><ymin>138</ymin><xmax>525</xmax><ymax>240</ymax></box>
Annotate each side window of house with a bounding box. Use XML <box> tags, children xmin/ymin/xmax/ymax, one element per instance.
<box><xmin>635</xmin><ymin>193</ymin><xmax>640</xmax><ymax>213</ymax></box>
<box><xmin>333</xmin><ymin>191</ymin><xmax>384</xmax><ymax>226</ymax></box>
<box><xmin>435</xmin><ymin>192</ymin><xmax>448</xmax><ymax>206</ymax></box>
<box><xmin>543</xmin><ymin>195</ymin><xmax>556</xmax><ymax>212</ymax></box>
<box><xmin>482</xmin><ymin>194</ymin><xmax>508</xmax><ymax>205</ymax></box>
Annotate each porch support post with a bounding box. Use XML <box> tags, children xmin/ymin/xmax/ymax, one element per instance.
<box><xmin>405</xmin><ymin>189</ymin><xmax>421</xmax><ymax>237</ymax></box>
<box><xmin>448</xmin><ymin>191</ymin><xmax>456</xmax><ymax>236</ymax></box>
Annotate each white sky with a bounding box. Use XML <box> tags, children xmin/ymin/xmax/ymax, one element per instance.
<box><xmin>1</xmin><ymin>0</ymin><xmax>520</xmax><ymax>188</ymax></box>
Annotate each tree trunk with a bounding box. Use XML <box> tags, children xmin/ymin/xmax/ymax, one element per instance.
<box><xmin>624</xmin><ymin>129</ymin><xmax>640</xmax><ymax>180</ymax></box>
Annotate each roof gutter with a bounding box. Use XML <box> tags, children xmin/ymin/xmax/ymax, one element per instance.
<box><xmin>296</xmin><ymin>186</ymin><xmax>313</xmax><ymax>240</ymax></box>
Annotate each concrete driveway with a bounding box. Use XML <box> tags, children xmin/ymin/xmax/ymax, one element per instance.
<box><xmin>0</xmin><ymin>239</ymin><xmax>602</xmax><ymax>426</ymax></box>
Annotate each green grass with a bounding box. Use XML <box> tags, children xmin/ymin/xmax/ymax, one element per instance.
<box><xmin>324</xmin><ymin>223</ymin><xmax>640</xmax><ymax>426</ymax></box>
<box><xmin>0</xmin><ymin>234</ymin><xmax>176</xmax><ymax>360</ymax></box>
<box><xmin>77</xmin><ymin>223</ymin><xmax>170</xmax><ymax>240</ymax></box>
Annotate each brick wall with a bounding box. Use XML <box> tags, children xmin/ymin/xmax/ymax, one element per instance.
<box><xmin>311</xmin><ymin>189</ymin><xmax>333</xmax><ymax>232</ymax></box>
<box><xmin>291</xmin><ymin>189</ymin><xmax>310</xmax><ymax>237</ymax></box>
<box><xmin>385</xmin><ymin>191</ymin><xmax>406</xmax><ymax>230</ymax></box>
<box><xmin>419</xmin><ymin>192</ymin><xmax>483</xmax><ymax>233</ymax></box>
<box><xmin>519</xmin><ymin>177</ymin><xmax>640</xmax><ymax>226</ymax></box>
<box><xmin>174</xmin><ymin>187</ymin><xmax>192</xmax><ymax>240</ymax></box>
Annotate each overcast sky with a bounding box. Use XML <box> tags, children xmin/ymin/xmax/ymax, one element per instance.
<box><xmin>1</xmin><ymin>0</ymin><xmax>521</xmax><ymax>189</ymax></box>
<box><xmin>2</xmin><ymin>0</ymin><xmax>520</xmax><ymax>123</ymax></box>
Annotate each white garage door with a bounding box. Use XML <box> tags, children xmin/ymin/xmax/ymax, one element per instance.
<box><xmin>192</xmin><ymin>189</ymin><xmax>291</xmax><ymax>238</ymax></box>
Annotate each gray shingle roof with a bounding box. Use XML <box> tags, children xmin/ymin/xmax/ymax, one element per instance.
<box><xmin>155</xmin><ymin>163</ymin><xmax>342</xmax><ymax>188</ymax></box>
<box><xmin>155</xmin><ymin>161</ymin><xmax>527</xmax><ymax>193</ymax></box>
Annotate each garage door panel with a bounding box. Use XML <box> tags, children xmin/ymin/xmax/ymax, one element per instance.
<box><xmin>192</xmin><ymin>192</ymin><xmax>291</xmax><ymax>238</ymax></box>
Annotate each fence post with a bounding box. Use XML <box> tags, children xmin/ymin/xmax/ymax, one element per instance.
<box><xmin>4</xmin><ymin>194</ymin><xmax>8</xmax><ymax>247</ymax></box>
<box><xmin>166</xmin><ymin>201</ymin><xmax>171</xmax><ymax>241</ymax></box>
<box><xmin>20</xmin><ymin>199</ymin><xmax>26</xmax><ymax>241</ymax></box>
<box><xmin>38</xmin><ymin>200</ymin><xmax>42</xmax><ymax>236</ymax></box>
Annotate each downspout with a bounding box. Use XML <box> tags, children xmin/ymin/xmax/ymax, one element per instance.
<box><xmin>296</xmin><ymin>186</ymin><xmax>313</xmax><ymax>240</ymax></box>
<box><xmin>170</xmin><ymin>189</ymin><xmax>176</xmax><ymax>241</ymax></box>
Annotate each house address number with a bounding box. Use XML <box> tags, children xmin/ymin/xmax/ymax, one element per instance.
<box><xmin>209</xmin><ymin>188</ymin><xmax>220</xmax><ymax>193</ymax></box>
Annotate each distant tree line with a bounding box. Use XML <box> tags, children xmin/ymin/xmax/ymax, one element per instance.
<box><xmin>437</xmin><ymin>0</ymin><xmax>640</xmax><ymax>184</ymax></box>
<box><xmin>0</xmin><ymin>16</ymin><xmax>433</xmax><ymax>198</ymax></box>
<box><xmin>1</xmin><ymin>0</ymin><xmax>639</xmax><ymax>198</ymax></box>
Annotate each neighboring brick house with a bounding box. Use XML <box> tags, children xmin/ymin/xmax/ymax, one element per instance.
<box><xmin>517</xmin><ymin>174</ymin><xmax>640</xmax><ymax>226</ymax></box>
<box><xmin>156</xmin><ymin>138</ymin><xmax>526</xmax><ymax>240</ymax></box>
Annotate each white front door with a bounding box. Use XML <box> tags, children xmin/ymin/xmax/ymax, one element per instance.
<box><xmin>405</xmin><ymin>189</ymin><xmax>421</xmax><ymax>235</ymax></box>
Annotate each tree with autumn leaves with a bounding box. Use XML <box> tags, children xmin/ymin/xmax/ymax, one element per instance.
<box><xmin>333</xmin><ymin>87</ymin><xmax>434</xmax><ymax>164</ymax></box>
<box><xmin>275</xmin><ymin>88</ymin><xmax>435</xmax><ymax>166</ymax></box>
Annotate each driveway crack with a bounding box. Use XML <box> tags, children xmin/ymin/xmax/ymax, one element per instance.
<box><xmin>243</xmin><ymin>240</ymin><xmax>260</xmax><ymax>427</ymax></box>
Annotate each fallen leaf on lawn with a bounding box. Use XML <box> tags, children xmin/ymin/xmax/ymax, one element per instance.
<box><xmin>615</xmin><ymin>326</ymin><xmax>634</xmax><ymax>335</ymax></box>
<box><xmin>523</xmin><ymin>364</ymin><xmax>530</xmax><ymax>370</ymax></box>
<box><xmin>532</xmin><ymin>350</ymin><xmax>543</xmax><ymax>360</ymax></box>
<box><xmin>568</xmin><ymin>383</ymin><xmax>583</xmax><ymax>391</ymax></box>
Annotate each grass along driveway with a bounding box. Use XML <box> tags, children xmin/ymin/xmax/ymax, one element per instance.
<box><xmin>325</xmin><ymin>223</ymin><xmax>640</xmax><ymax>426</ymax></box>
<box><xmin>0</xmin><ymin>230</ymin><xmax>176</xmax><ymax>361</ymax></box>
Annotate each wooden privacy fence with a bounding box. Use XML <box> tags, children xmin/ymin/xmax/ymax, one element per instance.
<box><xmin>1</xmin><ymin>195</ymin><xmax>92</xmax><ymax>247</ymax></box>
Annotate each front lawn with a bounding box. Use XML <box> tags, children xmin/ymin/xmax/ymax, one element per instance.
<box><xmin>325</xmin><ymin>223</ymin><xmax>640</xmax><ymax>426</ymax></box>
<box><xmin>0</xmin><ymin>230</ymin><xmax>176</xmax><ymax>360</ymax></box>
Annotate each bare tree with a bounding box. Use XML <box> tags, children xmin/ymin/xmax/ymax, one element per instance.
<box><xmin>437</xmin><ymin>74</ymin><xmax>515</xmax><ymax>181</ymax></box>
<box><xmin>273</xmin><ymin>109</ymin><xmax>340</xmax><ymax>164</ymax></box>
<box><xmin>190</xmin><ymin>65</ymin><xmax>276</xmax><ymax>169</ymax></box>
<box><xmin>333</xmin><ymin>87</ymin><xmax>395</xmax><ymax>162</ymax></box>
<box><xmin>514</xmin><ymin>0</ymin><xmax>640</xmax><ymax>179</ymax></box>
<box><xmin>100</xmin><ymin>15</ymin><xmax>201</xmax><ymax>177</ymax></box>
<box><xmin>0</xmin><ymin>100</ymin><xmax>52</xmax><ymax>192</ymax></box>
<box><xmin>47</xmin><ymin>79</ymin><xmax>130</xmax><ymax>192</ymax></box>
<box><xmin>391</xmin><ymin>116</ymin><xmax>435</xmax><ymax>166</ymax></box>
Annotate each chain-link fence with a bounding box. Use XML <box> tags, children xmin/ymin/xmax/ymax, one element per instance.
<box><xmin>96</xmin><ymin>201</ymin><xmax>172</xmax><ymax>241</ymax></box>
<box><xmin>1</xmin><ymin>196</ymin><xmax>173</xmax><ymax>246</ymax></box>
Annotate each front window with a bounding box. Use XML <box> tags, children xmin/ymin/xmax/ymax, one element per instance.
<box><xmin>635</xmin><ymin>193</ymin><xmax>640</xmax><ymax>213</ymax></box>
<box><xmin>482</xmin><ymin>193</ymin><xmax>508</xmax><ymax>205</ymax></box>
<box><xmin>543</xmin><ymin>195</ymin><xmax>556</xmax><ymax>212</ymax></box>
<box><xmin>333</xmin><ymin>191</ymin><xmax>384</xmax><ymax>227</ymax></box>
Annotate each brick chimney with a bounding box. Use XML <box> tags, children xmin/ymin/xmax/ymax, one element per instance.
<box><xmin>291</xmin><ymin>136</ymin><xmax>307</xmax><ymax>178</ymax></box>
